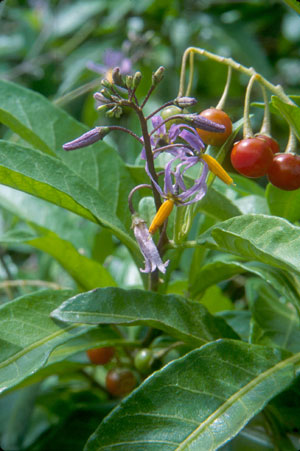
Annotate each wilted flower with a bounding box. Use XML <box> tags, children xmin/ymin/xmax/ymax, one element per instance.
<box><xmin>132</xmin><ymin>216</ymin><xmax>169</xmax><ymax>273</ymax></box>
<box><xmin>87</xmin><ymin>49</ymin><xmax>132</xmax><ymax>83</ymax></box>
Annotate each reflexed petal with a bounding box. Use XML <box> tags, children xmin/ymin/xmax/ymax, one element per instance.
<box><xmin>145</xmin><ymin>162</ymin><xmax>164</xmax><ymax>196</ymax></box>
<box><xmin>178</xmin><ymin>161</ymin><xmax>208</xmax><ymax>202</ymax></box>
<box><xmin>152</xmin><ymin>115</ymin><xmax>166</xmax><ymax>136</ymax></box>
<box><xmin>180</xmin><ymin>129</ymin><xmax>205</xmax><ymax>150</ymax></box>
<box><xmin>163</xmin><ymin>158</ymin><xmax>176</xmax><ymax>195</ymax></box>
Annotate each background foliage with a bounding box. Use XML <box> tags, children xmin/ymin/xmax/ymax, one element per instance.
<box><xmin>0</xmin><ymin>0</ymin><xmax>300</xmax><ymax>450</ymax></box>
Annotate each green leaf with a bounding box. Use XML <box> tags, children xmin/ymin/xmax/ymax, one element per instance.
<box><xmin>0</xmin><ymin>289</ymin><xmax>95</xmax><ymax>393</ymax></box>
<box><xmin>189</xmin><ymin>257</ymin><xmax>300</xmax><ymax>309</ymax></box>
<box><xmin>51</xmin><ymin>287</ymin><xmax>238</xmax><ymax>346</ymax></box>
<box><xmin>27</xmin><ymin>229</ymin><xmax>116</xmax><ymax>290</ymax></box>
<box><xmin>247</xmin><ymin>278</ymin><xmax>300</xmax><ymax>353</ymax></box>
<box><xmin>0</xmin><ymin>80</ymin><xmax>136</xmax><ymax>230</ymax></box>
<box><xmin>84</xmin><ymin>340</ymin><xmax>298</xmax><ymax>450</ymax></box>
<box><xmin>197</xmin><ymin>186</ymin><xmax>241</xmax><ymax>221</ymax></box>
<box><xmin>199</xmin><ymin>214</ymin><xmax>300</xmax><ymax>278</ymax></box>
<box><xmin>0</xmin><ymin>140</ymin><xmax>138</xmax><ymax>255</ymax></box>
<box><xmin>271</xmin><ymin>96</ymin><xmax>300</xmax><ymax>141</ymax></box>
<box><xmin>266</xmin><ymin>182</ymin><xmax>300</xmax><ymax>223</ymax></box>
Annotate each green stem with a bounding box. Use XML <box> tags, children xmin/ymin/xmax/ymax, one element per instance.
<box><xmin>216</xmin><ymin>66</ymin><xmax>232</xmax><ymax>110</ymax></box>
<box><xmin>178</xmin><ymin>47</ymin><xmax>294</xmax><ymax>106</ymax></box>
<box><xmin>185</xmin><ymin>52</ymin><xmax>195</xmax><ymax>97</ymax></box>
<box><xmin>285</xmin><ymin>128</ymin><xmax>297</xmax><ymax>154</ymax></box>
<box><xmin>243</xmin><ymin>74</ymin><xmax>257</xmax><ymax>138</ymax></box>
<box><xmin>259</xmin><ymin>85</ymin><xmax>271</xmax><ymax>136</ymax></box>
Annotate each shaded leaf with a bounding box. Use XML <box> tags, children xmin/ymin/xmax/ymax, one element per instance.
<box><xmin>247</xmin><ymin>278</ymin><xmax>300</xmax><ymax>353</ymax></box>
<box><xmin>0</xmin><ymin>289</ymin><xmax>94</xmax><ymax>393</ymax></box>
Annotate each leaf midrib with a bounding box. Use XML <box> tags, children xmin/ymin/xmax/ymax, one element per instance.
<box><xmin>176</xmin><ymin>351</ymin><xmax>300</xmax><ymax>450</ymax></box>
<box><xmin>0</xmin><ymin>323</ymin><xmax>82</xmax><ymax>372</ymax></box>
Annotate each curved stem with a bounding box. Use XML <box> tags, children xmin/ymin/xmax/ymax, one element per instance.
<box><xmin>243</xmin><ymin>74</ymin><xmax>257</xmax><ymax>138</ymax></box>
<box><xmin>285</xmin><ymin>128</ymin><xmax>297</xmax><ymax>154</ymax></box>
<box><xmin>128</xmin><ymin>184</ymin><xmax>152</xmax><ymax>215</ymax></box>
<box><xmin>216</xmin><ymin>66</ymin><xmax>232</xmax><ymax>110</ymax></box>
<box><xmin>259</xmin><ymin>84</ymin><xmax>271</xmax><ymax>136</ymax></box>
<box><xmin>106</xmin><ymin>125</ymin><xmax>143</xmax><ymax>144</ymax></box>
<box><xmin>178</xmin><ymin>47</ymin><xmax>294</xmax><ymax>106</ymax></box>
<box><xmin>185</xmin><ymin>52</ymin><xmax>195</xmax><ymax>97</ymax></box>
<box><xmin>0</xmin><ymin>279</ymin><xmax>63</xmax><ymax>291</ymax></box>
<box><xmin>145</xmin><ymin>101</ymin><xmax>174</xmax><ymax>121</ymax></box>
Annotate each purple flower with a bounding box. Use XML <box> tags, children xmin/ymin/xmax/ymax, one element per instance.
<box><xmin>87</xmin><ymin>49</ymin><xmax>132</xmax><ymax>81</ymax></box>
<box><xmin>132</xmin><ymin>216</ymin><xmax>169</xmax><ymax>274</ymax></box>
<box><xmin>146</xmin><ymin>155</ymin><xmax>208</xmax><ymax>206</ymax></box>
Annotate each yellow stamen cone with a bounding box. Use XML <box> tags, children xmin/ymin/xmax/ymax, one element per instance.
<box><xmin>149</xmin><ymin>199</ymin><xmax>174</xmax><ymax>234</ymax></box>
<box><xmin>202</xmin><ymin>154</ymin><xmax>233</xmax><ymax>185</ymax></box>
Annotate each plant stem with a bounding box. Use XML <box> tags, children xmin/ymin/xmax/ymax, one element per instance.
<box><xmin>178</xmin><ymin>47</ymin><xmax>295</xmax><ymax>106</ymax></box>
<box><xmin>216</xmin><ymin>66</ymin><xmax>232</xmax><ymax>110</ymax></box>
<box><xmin>106</xmin><ymin>125</ymin><xmax>144</xmax><ymax>144</ymax></box>
<box><xmin>185</xmin><ymin>51</ymin><xmax>195</xmax><ymax>97</ymax></box>
<box><xmin>243</xmin><ymin>74</ymin><xmax>257</xmax><ymax>138</ymax></box>
<box><xmin>145</xmin><ymin>101</ymin><xmax>174</xmax><ymax>121</ymax></box>
<box><xmin>285</xmin><ymin>128</ymin><xmax>297</xmax><ymax>154</ymax></box>
<box><xmin>0</xmin><ymin>279</ymin><xmax>63</xmax><ymax>291</ymax></box>
<box><xmin>259</xmin><ymin>84</ymin><xmax>271</xmax><ymax>136</ymax></box>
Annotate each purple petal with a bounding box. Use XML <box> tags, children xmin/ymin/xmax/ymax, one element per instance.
<box><xmin>145</xmin><ymin>162</ymin><xmax>164</xmax><ymax>196</ymax></box>
<box><xmin>180</xmin><ymin>129</ymin><xmax>205</xmax><ymax>151</ymax></box>
<box><xmin>164</xmin><ymin>158</ymin><xmax>176</xmax><ymax>195</ymax></box>
<box><xmin>178</xmin><ymin>161</ymin><xmax>208</xmax><ymax>201</ymax></box>
<box><xmin>86</xmin><ymin>61</ymin><xmax>107</xmax><ymax>74</ymax></box>
<box><xmin>152</xmin><ymin>115</ymin><xmax>166</xmax><ymax>136</ymax></box>
<box><xmin>103</xmin><ymin>50</ymin><xmax>124</xmax><ymax>67</ymax></box>
<box><xmin>120</xmin><ymin>58</ymin><xmax>132</xmax><ymax>74</ymax></box>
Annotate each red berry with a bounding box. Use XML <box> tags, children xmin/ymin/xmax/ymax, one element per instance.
<box><xmin>231</xmin><ymin>137</ymin><xmax>274</xmax><ymax>178</ymax></box>
<box><xmin>196</xmin><ymin>108</ymin><xmax>232</xmax><ymax>146</ymax></box>
<box><xmin>86</xmin><ymin>347</ymin><xmax>115</xmax><ymax>365</ymax></box>
<box><xmin>256</xmin><ymin>134</ymin><xmax>280</xmax><ymax>154</ymax></box>
<box><xmin>267</xmin><ymin>153</ymin><xmax>300</xmax><ymax>191</ymax></box>
<box><xmin>105</xmin><ymin>368</ymin><xmax>136</xmax><ymax>397</ymax></box>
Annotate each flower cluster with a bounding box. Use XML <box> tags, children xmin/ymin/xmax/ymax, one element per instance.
<box><xmin>63</xmin><ymin>59</ymin><xmax>233</xmax><ymax>277</ymax></box>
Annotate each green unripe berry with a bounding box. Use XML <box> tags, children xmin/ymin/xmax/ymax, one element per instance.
<box><xmin>134</xmin><ymin>349</ymin><xmax>153</xmax><ymax>374</ymax></box>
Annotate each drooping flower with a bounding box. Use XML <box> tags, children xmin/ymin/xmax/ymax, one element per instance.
<box><xmin>132</xmin><ymin>216</ymin><xmax>169</xmax><ymax>273</ymax></box>
<box><xmin>87</xmin><ymin>49</ymin><xmax>132</xmax><ymax>82</ymax></box>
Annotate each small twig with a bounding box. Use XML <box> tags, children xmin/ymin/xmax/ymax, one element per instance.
<box><xmin>145</xmin><ymin>101</ymin><xmax>174</xmax><ymax>121</ymax></box>
<box><xmin>128</xmin><ymin>184</ymin><xmax>152</xmax><ymax>215</ymax></box>
<box><xmin>141</xmin><ymin>85</ymin><xmax>156</xmax><ymax>109</ymax></box>
<box><xmin>0</xmin><ymin>279</ymin><xmax>63</xmax><ymax>291</ymax></box>
<box><xmin>105</xmin><ymin>125</ymin><xmax>143</xmax><ymax>144</ymax></box>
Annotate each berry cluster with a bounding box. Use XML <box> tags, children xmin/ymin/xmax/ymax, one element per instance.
<box><xmin>194</xmin><ymin>108</ymin><xmax>300</xmax><ymax>192</ymax></box>
<box><xmin>231</xmin><ymin>135</ymin><xmax>300</xmax><ymax>191</ymax></box>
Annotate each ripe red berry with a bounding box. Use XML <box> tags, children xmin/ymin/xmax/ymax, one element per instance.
<box><xmin>256</xmin><ymin>134</ymin><xmax>280</xmax><ymax>155</ymax></box>
<box><xmin>196</xmin><ymin>108</ymin><xmax>232</xmax><ymax>147</ymax></box>
<box><xmin>105</xmin><ymin>368</ymin><xmax>137</xmax><ymax>397</ymax></box>
<box><xmin>86</xmin><ymin>347</ymin><xmax>115</xmax><ymax>365</ymax></box>
<box><xmin>231</xmin><ymin>137</ymin><xmax>274</xmax><ymax>178</ymax></box>
<box><xmin>267</xmin><ymin>153</ymin><xmax>300</xmax><ymax>191</ymax></box>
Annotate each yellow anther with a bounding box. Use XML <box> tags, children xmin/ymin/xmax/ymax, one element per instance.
<box><xmin>149</xmin><ymin>199</ymin><xmax>174</xmax><ymax>234</ymax></box>
<box><xmin>202</xmin><ymin>154</ymin><xmax>233</xmax><ymax>185</ymax></box>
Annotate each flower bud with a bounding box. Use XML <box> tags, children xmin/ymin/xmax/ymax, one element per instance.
<box><xmin>133</xmin><ymin>71</ymin><xmax>142</xmax><ymax>89</ymax></box>
<box><xmin>101</xmin><ymin>79</ymin><xmax>112</xmax><ymax>90</ymax></box>
<box><xmin>184</xmin><ymin>114</ymin><xmax>226</xmax><ymax>133</ymax></box>
<box><xmin>63</xmin><ymin>127</ymin><xmax>110</xmax><ymax>151</ymax></box>
<box><xmin>94</xmin><ymin>92</ymin><xmax>112</xmax><ymax>104</ymax></box>
<box><xmin>126</xmin><ymin>75</ymin><xmax>133</xmax><ymax>90</ymax></box>
<box><xmin>174</xmin><ymin>97</ymin><xmax>197</xmax><ymax>108</ymax></box>
<box><xmin>112</xmin><ymin>67</ymin><xmax>126</xmax><ymax>87</ymax></box>
<box><xmin>152</xmin><ymin>66</ymin><xmax>165</xmax><ymax>86</ymax></box>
